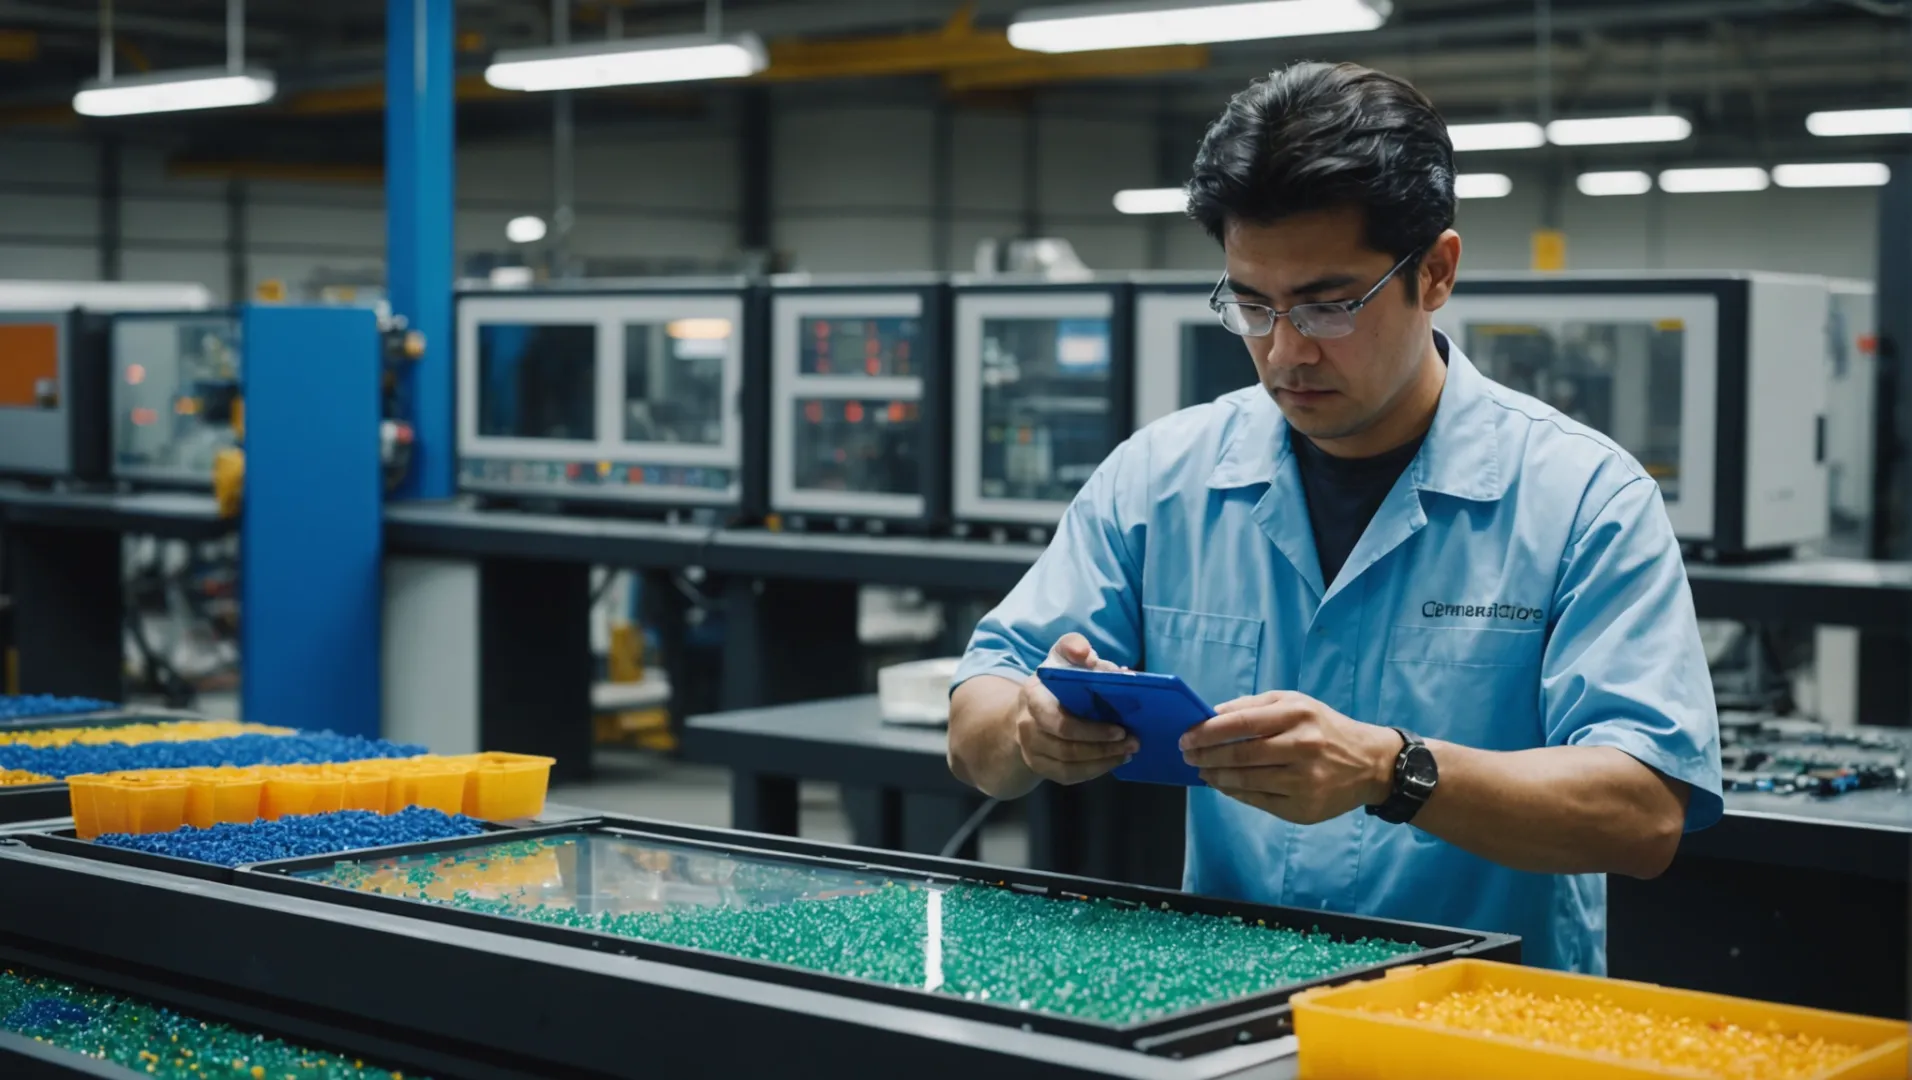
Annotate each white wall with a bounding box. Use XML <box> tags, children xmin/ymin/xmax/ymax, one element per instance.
<box><xmin>0</xmin><ymin>100</ymin><xmax>1882</xmax><ymax>299</ymax></box>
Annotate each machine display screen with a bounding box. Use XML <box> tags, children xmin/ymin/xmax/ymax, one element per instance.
<box><xmin>792</xmin><ymin>397</ymin><xmax>921</xmax><ymax>496</ymax></box>
<box><xmin>625</xmin><ymin>319</ymin><xmax>727</xmax><ymax>446</ymax></box>
<box><xmin>799</xmin><ymin>316</ymin><xmax>917</xmax><ymax>377</ymax></box>
<box><xmin>1462</xmin><ymin>319</ymin><xmax>1685</xmax><ymax>497</ymax></box>
<box><xmin>1180</xmin><ymin>322</ymin><xmax>1257</xmax><ymax>409</ymax></box>
<box><xmin>291</xmin><ymin>828</ymin><xmax>1425</xmax><ymax>1028</ymax></box>
<box><xmin>113</xmin><ymin>314</ymin><xmax>241</xmax><ymax>481</ymax></box>
<box><xmin>478</xmin><ymin>322</ymin><xmax>596</xmax><ymax>441</ymax></box>
<box><xmin>0</xmin><ymin>321</ymin><xmax>60</xmax><ymax>410</ymax></box>
<box><xmin>978</xmin><ymin>317</ymin><xmax>1115</xmax><ymax>504</ymax></box>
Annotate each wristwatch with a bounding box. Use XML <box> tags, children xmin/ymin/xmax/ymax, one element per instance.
<box><xmin>1366</xmin><ymin>727</ymin><xmax>1437</xmax><ymax>825</ymax></box>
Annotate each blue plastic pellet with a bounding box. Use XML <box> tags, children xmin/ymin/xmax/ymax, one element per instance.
<box><xmin>0</xmin><ymin>733</ymin><xmax>427</xmax><ymax>780</ymax></box>
<box><xmin>0</xmin><ymin>695</ymin><xmax>116</xmax><ymax>722</ymax></box>
<box><xmin>93</xmin><ymin>808</ymin><xmax>486</xmax><ymax>867</ymax></box>
<box><xmin>3</xmin><ymin>998</ymin><xmax>91</xmax><ymax>1030</ymax></box>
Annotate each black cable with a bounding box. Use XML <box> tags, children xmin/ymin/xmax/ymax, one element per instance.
<box><xmin>939</xmin><ymin>796</ymin><xmax>1001</xmax><ymax>859</ymax></box>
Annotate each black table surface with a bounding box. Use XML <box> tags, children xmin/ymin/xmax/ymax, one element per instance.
<box><xmin>384</xmin><ymin>502</ymin><xmax>1045</xmax><ymax>591</ymax></box>
<box><xmin>382</xmin><ymin>504</ymin><xmax>1912</xmax><ymax>621</ymax></box>
<box><xmin>685</xmin><ymin>695</ymin><xmax>1912</xmax><ymax>875</ymax></box>
<box><xmin>0</xmin><ymin>486</ymin><xmax>231</xmax><ymax>540</ymax></box>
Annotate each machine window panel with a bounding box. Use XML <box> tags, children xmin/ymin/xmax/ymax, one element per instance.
<box><xmin>476</xmin><ymin>322</ymin><xmax>597</xmax><ymax>441</ymax></box>
<box><xmin>1462</xmin><ymin>319</ymin><xmax>1685</xmax><ymax>498</ymax></box>
<box><xmin>798</xmin><ymin>315</ymin><xmax>918</xmax><ymax>377</ymax></box>
<box><xmin>978</xmin><ymin>317</ymin><xmax>1114</xmax><ymax>504</ymax></box>
<box><xmin>791</xmin><ymin>397</ymin><xmax>922</xmax><ymax>496</ymax></box>
<box><xmin>624</xmin><ymin>319</ymin><xmax>726</xmax><ymax>446</ymax></box>
<box><xmin>1179</xmin><ymin>322</ymin><xmax>1258</xmax><ymax>409</ymax></box>
<box><xmin>114</xmin><ymin>315</ymin><xmax>242</xmax><ymax>474</ymax></box>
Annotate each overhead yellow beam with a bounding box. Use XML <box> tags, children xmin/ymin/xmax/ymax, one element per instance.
<box><xmin>167</xmin><ymin>159</ymin><xmax>384</xmax><ymax>184</ymax></box>
<box><xmin>0</xmin><ymin>30</ymin><xmax>37</xmax><ymax>62</ymax></box>
<box><xmin>758</xmin><ymin>2</ymin><xmax>1206</xmax><ymax>87</ymax></box>
<box><xmin>941</xmin><ymin>44</ymin><xmax>1209</xmax><ymax>92</ymax></box>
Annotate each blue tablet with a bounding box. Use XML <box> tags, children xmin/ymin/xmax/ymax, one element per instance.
<box><xmin>1035</xmin><ymin>666</ymin><xmax>1215</xmax><ymax>787</ymax></box>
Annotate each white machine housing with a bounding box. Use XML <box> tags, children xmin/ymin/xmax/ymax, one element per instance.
<box><xmin>1440</xmin><ymin>272</ymin><xmax>1830</xmax><ymax>557</ymax></box>
<box><xmin>767</xmin><ymin>274</ymin><xmax>947</xmax><ymax>527</ymax></box>
<box><xmin>455</xmin><ymin>280</ymin><xmax>750</xmax><ymax>510</ymax></box>
<box><xmin>1131</xmin><ymin>271</ymin><xmax>1261</xmax><ymax>427</ymax></box>
<box><xmin>1824</xmin><ymin>278</ymin><xmax>1876</xmax><ymax>548</ymax></box>
<box><xmin>950</xmin><ymin>275</ymin><xmax>1133</xmax><ymax>531</ymax></box>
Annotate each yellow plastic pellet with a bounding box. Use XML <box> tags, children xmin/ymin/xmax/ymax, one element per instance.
<box><xmin>1378</xmin><ymin>987</ymin><xmax>1860</xmax><ymax>1080</ymax></box>
<box><xmin>0</xmin><ymin>769</ymin><xmax>55</xmax><ymax>787</ymax></box>
<box><xmin>0</xmin><ymin>720</ymin><xmax>289</xmax><ymax>749</ymax></box>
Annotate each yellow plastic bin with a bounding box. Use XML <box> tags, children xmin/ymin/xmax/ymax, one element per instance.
<box><xmin>461</xmin><ymin>752</ymin><xmax>555</xmax><ymax>820</ymax></box>
<box><xmin>1291</xmin><ymin>959</ymin><xmax>1909</xmax><ymax>1080</ymax></box>
<box><xmin>110</xmin><ymin>775</ymin><xmax>190</xmax><ymax>835</ymax></box>
<box><xmin>389</xmin><ymin>763</ymin><xmax>469</xmax><ymax>815</ymax></box>
<box><xmin>339</xmin><ymin>768</ymin><xmax>389</xmax><ymax>813</ymax></box>
<box><xmin>260</xmin><ymin>773</ymin><xmax>345</xmax><ymax>820</ymax></box>
<box><xmin>67</xmin><ymin>775</ymin><xmax>107</xmax><ymax>840</ymax></box>
<box><xmin>209</xmin><ymin>769</ymin><xmax>265</xmax><ymax>825</ymax></box>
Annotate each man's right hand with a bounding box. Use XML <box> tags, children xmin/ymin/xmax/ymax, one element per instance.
<box><xmin>1015</xmin><ymin>633</ymin><xmax>1139</xmax><ymax>785</ymax></box>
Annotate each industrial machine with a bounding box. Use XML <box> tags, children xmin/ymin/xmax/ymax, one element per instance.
<box><xmin>455</xmin><ymin>279</ymin><xmax>760</xmax><ymax>517</ymax></box>
<box><xmin>1439</xmin><ymin>273</ymin><xmax>1831</xmax><ymax>559</ymax></box>
<box><xmin>768</xmin><ymin>274</ymin><xmax>949</xmax><ymax>531</ymax></box>
<box><xmin>110</xmin><ymin>309</ymin><xmax>244</xmax><ymax>489</ymax></box>
<box><xmin>0</xmin><ymin>310</ymin><xmax>109</xmax><ymax>483</ymax></box>
<box><xmin>950</xmin><ymin>276</ymin><xmax>1133</xmax><ymax>538</ymax></box>
<box><xmin>0</xmin><ymin>282</ymin><xmax>212</xmax><ymax>484</ymax></box>
<box><xmin>1131</xmin><ymin>272</ymin><xmax>1260</xmax><ymax>427</ymax></box>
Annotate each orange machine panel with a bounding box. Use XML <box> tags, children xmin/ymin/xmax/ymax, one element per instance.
<box><xmin>0</xmin><ymin>322</ymin><xmax>59</xmax><ymax>408</ymax></box>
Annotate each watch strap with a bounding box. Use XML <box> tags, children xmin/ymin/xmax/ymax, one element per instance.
<box><xmin>1366</xmin><ymin>727</ymin><xmax>1434</xmax><ymax>825</ymax></box>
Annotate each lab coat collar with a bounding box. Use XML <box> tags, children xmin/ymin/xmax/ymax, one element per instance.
<box><xmin>1206</xmin><ymin>329</ymin><xmax>1508</xmax><ymax>503</ymax></box>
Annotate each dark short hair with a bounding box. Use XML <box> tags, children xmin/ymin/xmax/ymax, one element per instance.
<box><xmin>1186</xmin><ymin>61</ymin><xmax>1455</xmax><ymax>295</ymax></box>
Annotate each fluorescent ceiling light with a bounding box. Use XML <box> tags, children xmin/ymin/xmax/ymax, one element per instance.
<box><xmin>1659</xmin><ymin>166</ymin><xmax>1769</xmax><ymax>193</ymax></box>
<box><xmin>1576</xmin><ymin>170</ymin><xmax>1652</xmax><ymax>197</ymax></box>
<box><xmin>1806</xmin><ymin>108</ymin><xmax>1912</xmax><ymax>138</ymax></box>
<box><xmin>1772</xmin><ymin>162</ymin><xmax>1891</xmax><ymax>188</ymax></box>
<box><xmin>1454</xmin><ymin>173</ymin><xmax>1512</xmax><ymax>199</ymax></box>
<box><xmin>73</xmin><ymin>67</ymin><xmax>276</xmax><ymax>117</ymax></box>
<box><xmin>1447</xmin><ymin>121</ymin><xmax>1545</xmax><ymax>152</ymax></box>
<box><xmin>1112</xmin><ymin>187</ymin><xmax>1188</xmax><ymax>214</ymax></box>
<box><xmin>1545</xmin><ymin>114</ymin><xmax>1691</xmax><ymax>146</ymax></box>
<box><xmin>505</xmin><ymin>216</ymin><xmax>547</xmax><ymax>243</ymax></box>
<box><xmin>486</xmin><ymin>34</ymin><xmax>767</xmax><ymax>91</ymax></box>
<box><xmin>1008</xmin><ymin>0</ymin><xmax>1390</xmax><ymax>54</ymax></box>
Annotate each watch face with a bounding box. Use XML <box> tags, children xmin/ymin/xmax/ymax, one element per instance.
<box><xmin>1401</xmin><ymin>744</ymin><xmax>1439</xmax><ymax>794</ymax></box>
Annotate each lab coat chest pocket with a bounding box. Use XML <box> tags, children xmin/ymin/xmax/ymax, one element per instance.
<box><xmin>1379</xmin><ymin>625</ymin><xmax>1545</xmax><ymax>751</ymax></box>
<box><xmin>1142</xmin><ymin>606</ymin><xmax>1264</xmax><ymax>708</ymax></box>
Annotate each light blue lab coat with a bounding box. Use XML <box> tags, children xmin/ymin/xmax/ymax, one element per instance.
<box><xmin>954</xmin><ymin>332</ymin><xmax>1723</xmax><ymax>972</ymax></box>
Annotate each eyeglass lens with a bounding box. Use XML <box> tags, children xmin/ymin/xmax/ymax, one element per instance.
<box><xmin>1217</xmin><ymin>301</ymin><xmax>1358</xmax><ymax>340</ymax></box>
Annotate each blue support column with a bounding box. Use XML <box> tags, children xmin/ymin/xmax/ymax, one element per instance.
<box><xmin>240</xmin><ymin>306</ymin><xmax>384</xmax><ymax>736</ymax></box>
<box><xmin>386</xmin><ymin>0</ymin><xmax>455</xmax><ymax>500</ymax></box>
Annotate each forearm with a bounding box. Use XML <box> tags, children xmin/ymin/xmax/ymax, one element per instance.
<box><xmin>1409</xmin><ymin>742</ymin><xmax>1688</xmax><ymax>879</ymax></box>
<box><xmin>948</xmin><ymin>675</ymin><xmax>1042</xmax><ymax>800</ymax></box>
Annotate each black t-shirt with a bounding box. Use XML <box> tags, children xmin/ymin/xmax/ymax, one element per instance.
<box><xmin>1291</xmin><ymin>429</ymin><xmax>1424</xmax><ymax>588</ymax></box>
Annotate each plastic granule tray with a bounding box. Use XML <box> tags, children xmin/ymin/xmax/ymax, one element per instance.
<box><xmin>1290</xmin><ymin>959</ymin><xmax>1909</xmax><ymax>1080</ymax></box>
<box><xmin>0</xmin><ymin>964</ymin><xmax>423</xmax><ymax>1078</ymax></box>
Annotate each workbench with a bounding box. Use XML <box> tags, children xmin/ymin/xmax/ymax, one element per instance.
<box><xmin>685</xmin><ymin>693</ymin><xmax>1910</xmax><ymax>1018</ymax></box>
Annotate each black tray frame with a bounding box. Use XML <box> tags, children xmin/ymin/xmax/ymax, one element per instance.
<box><xmin>240</xmin><ymin>815</ymin><xmax>1518</xmax><ymax>1058</ymax></box>
<box><xmin>13</xmin><ymin>820</ymin><xmax>517</xmax><ymax>886</ymax></box>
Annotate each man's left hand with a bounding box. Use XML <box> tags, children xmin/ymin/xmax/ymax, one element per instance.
<box><xmin>1180</xmin><ymin>691</ymin><xmax>1404</xmax><ymax>824</ymax></box>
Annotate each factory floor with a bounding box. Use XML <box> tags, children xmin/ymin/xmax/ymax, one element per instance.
<box><xmin>552</xmin><ymin>748</ymin><xmax>1032</xmax><ymax>867</ymax></box>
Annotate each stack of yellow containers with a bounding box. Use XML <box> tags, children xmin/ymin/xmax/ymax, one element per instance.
<box><xmin>67</xmin><ymin>752</ymin><xmax>556</xmax><ymax>839</ymax></box>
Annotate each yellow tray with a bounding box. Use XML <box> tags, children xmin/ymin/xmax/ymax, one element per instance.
<box><xmin>1291</xmin><ymin>959</ymin><xmax>1909</xmax><ymax>1080</ymax></box>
